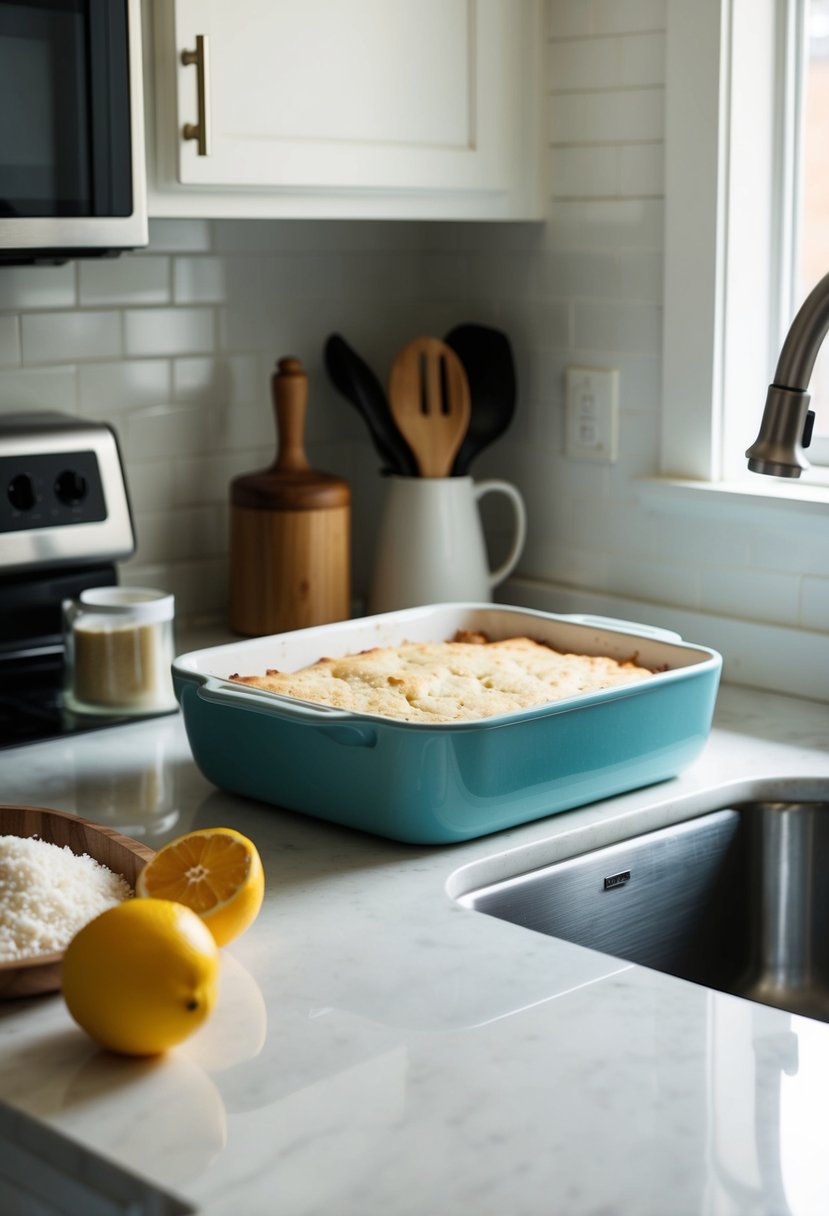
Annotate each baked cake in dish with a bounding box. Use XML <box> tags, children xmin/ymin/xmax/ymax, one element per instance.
<box><xmin>227</xmin><ymin>630</ymin><xmax>655</xmax><ymax>724</ymax></box>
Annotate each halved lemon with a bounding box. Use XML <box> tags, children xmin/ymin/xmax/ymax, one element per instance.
<box><xmin>136</xmin><ymin>827</ymin><xmax>265</xmax><ymax>947</ymax></box>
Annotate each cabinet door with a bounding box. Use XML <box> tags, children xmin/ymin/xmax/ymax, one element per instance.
<box><xmin>149</xmin><ymin>0</ymin><xmax>541</xmax><ymax>218</ymax></box>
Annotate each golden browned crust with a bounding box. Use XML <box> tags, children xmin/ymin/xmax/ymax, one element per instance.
<box><xmin>227</xmin><ymin>633</ymin><xmax>655</xmax><ymax>724</ymax></box>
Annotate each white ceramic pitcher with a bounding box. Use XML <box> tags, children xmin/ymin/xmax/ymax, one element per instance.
<box><xmin>368</xmin><ymin>475</ymin><xmax>527</xmax><ymax>614</ymax></box>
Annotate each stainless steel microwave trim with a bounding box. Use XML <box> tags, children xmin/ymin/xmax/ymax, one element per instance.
<box><xmin>0</xmin><ymin>416</ymin><xmax>135</xmax><ymax>574</ymax></box>
<box><xmin>0</xmin><ymin>0</ymin><xmax>148</xmax><ymax>259</ymax></box>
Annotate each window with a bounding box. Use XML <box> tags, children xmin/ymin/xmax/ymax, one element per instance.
<box><xmin>661</xmin><ymin>0</ymin><xmax>829</xmax><ymax>495</ymax></box>
<box><xmin>798</xmin><ymin>0</ymin><xmax>829</xmax><ymax>462</ymax></box>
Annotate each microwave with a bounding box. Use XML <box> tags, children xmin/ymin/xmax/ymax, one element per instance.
<box><xmin>0</xmin><ymin>0</ymin><xmax>147</xmax><ymax>264</ymax></box>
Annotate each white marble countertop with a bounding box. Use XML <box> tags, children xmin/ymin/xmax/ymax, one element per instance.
<box><xmin>2</xmin><ymin>681</ymin><xmax>829</xmax><ymax>1215</ymax></box>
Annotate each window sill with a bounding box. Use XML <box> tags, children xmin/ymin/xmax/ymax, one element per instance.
<box><xmin>636</xmin><ymin>475</ymin><xmax>829</xmax><ymax>530</ymax></box>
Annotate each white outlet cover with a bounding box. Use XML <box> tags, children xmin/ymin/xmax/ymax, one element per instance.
<box><xmin>564</xmin><ymin>366</ymin><xmax>619</xmax><ymax>462</ymax></box>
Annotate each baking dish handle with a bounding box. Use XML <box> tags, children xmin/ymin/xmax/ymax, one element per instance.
<box><xmin>558</xmin><ymin>614</ymin><xmax>683</xmax><ymax>643</ymax></box>
<box><xmin>195</xmin><ymin>678</ymin><xmax>358</xmax><ymax>723</ymax></box>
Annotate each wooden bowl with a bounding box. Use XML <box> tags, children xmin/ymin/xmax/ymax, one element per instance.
<box><xmin>0</xmin><ymin>804</ymin><xmax>155</xmax><ymax>1001</ymax></box>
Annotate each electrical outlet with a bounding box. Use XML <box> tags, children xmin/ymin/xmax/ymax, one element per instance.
<box><xmin>564</xmin><ymin>366</ymin><xmax>619</xmax><ymax>462</ymax></box>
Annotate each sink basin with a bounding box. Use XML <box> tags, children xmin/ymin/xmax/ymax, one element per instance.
<box><xmin>458</xmin><ymin>795</ymin><xmax>829</xmax><ymax>1023</ymax></box>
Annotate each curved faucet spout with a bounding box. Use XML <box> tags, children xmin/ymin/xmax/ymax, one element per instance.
<box><xmin>772</xmin><ymin>268</ymin><xmax>829</xmax><ymax>390</ymax></box>
<box><xmin>746</xmin><ymin>272</ymin><xmax>824</xmax><ymax>478</ymax></box>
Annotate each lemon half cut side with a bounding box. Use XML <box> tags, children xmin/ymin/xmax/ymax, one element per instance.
<box><xmin>136</xmin><ymin>827</ymin><xmax>265</xmax><ymax>947</ymax></box>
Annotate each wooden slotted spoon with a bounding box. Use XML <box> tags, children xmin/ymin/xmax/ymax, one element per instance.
<box><xmin>388</xmin><ymin>338</ymin><xmax>471</xmax><ymax>477</ymax></box>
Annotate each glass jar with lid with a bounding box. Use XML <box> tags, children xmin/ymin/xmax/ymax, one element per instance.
<box><xmin>63</xmin><ymin>587</ymin><xmax>177</xmax><ymax>715</ymax></box>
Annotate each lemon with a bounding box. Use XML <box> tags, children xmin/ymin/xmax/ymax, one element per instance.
<box><xmin>136</xmin><ymin>827</ymin><xmax>265</xmax><ymax>947</ymax></box>
<box><xmin>62</xmin><ymin>898</ymin><xmax>219</xmax><ymax>1056</ymax></box>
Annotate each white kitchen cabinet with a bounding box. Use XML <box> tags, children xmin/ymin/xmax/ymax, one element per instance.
<box><xmin>143</xmin><ymin>0</ymin><xmax>543</xmax><ymax>220</ymax></box>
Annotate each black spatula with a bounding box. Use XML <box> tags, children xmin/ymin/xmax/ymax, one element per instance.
<box><xmin>445</xmin><ymin>323</ymin><xmax>516</xmax><ymax>476</ymax></box>
<box><xmin>324</xmin><ymin>333</ymin><xmax>418</xmax><ymax>476</ymax></box>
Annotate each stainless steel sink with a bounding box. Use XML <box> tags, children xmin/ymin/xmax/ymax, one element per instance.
<box><xmin>459</xmin><ymin>797</ymin><xmax>829</xmax><ymax>1023</ymax></box>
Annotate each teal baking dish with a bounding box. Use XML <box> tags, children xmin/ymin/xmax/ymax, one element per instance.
<box><xmin>172</xmin><ymin>604</ymin><xmax>722</xmax><ymax>845</ymax></box>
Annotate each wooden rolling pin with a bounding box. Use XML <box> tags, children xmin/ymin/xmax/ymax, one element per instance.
<box><xmin>229</xmin><ymin>357</ymin><xmax>351</xmax><ymax>636</ymax></box>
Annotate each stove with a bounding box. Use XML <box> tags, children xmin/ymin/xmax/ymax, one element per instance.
<box><xmin>0</xmin><ymin>412</ymin><xmax>163</xmax><ymax>748</ymax></box>
<box><xmin>0</xmin><ymin>647</ymin><xmax>141</xmax><ymax>747</ymax></box>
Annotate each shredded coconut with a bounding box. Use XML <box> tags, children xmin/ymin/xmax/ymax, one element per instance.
<box><xmin>0</xmin><ymin>835</ymin><xmax>132</xmax><ymax>962</ymax></box>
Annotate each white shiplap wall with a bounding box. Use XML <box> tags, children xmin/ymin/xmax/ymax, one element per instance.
<box><xmin>1</xmin><ymin>0</ymin><xmax>827</xmax><ymax>697</ymax></box>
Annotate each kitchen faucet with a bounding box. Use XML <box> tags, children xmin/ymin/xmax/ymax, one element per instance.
<box><xmin>745</xmin><ymin>271</ymin><xmax>826</xmax><ymax>476</ymax></box>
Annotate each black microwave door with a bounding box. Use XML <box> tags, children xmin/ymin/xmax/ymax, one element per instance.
<box><xmin>0</xmin><ymin>0</ymin><xmax>131</xmax><ymax>219</ymax></box>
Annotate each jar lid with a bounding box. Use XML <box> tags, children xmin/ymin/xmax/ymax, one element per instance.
<box><xmin>78</xmin><ymin>586</ymin><xmax>175</xmax><ymax>624</ymax></box>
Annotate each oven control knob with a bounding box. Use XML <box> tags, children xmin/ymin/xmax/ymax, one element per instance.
<box><xmin>8</xmin><ymin>473</ymin><xmax>36</xmax><ymax>511</ymax></box>
<box><xmin>55</xmin><ymin>469</ymin><xmax>88</xmax><ymax>505</ymax></box>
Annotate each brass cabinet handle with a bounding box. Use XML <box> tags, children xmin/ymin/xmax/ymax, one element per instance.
<box><xmin>181</xmin><ymin>34</ymin><xmax>211</xmax><ymax>156</ymax></box>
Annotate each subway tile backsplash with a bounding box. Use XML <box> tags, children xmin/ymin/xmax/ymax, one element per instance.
<box><xmin>78</xmin><ymin>256</ymin><xmax>171</xmax><ymax>307</ymax></box>
<box><xmin>20</xmin><ymin>310</ymin><xmax>122</xmax><ymax>364</ymax></box>
<box><xmin>0</xmin><ymin>0</ymin><xmax>826</xmax><ymax>694</ymax></box>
